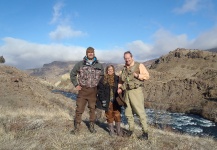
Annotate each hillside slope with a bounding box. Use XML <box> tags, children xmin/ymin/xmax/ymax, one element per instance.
<box><xmin>0</xmin><ymin>64</ymin><xmax>217</xmax><ymax>149</ymax></box>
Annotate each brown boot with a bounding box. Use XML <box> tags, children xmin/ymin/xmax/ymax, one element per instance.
<box><xmin>115</xmin><ymin>122</ymin><xmax>123</xmax><ymax>136</ymax></box>
<box><xmin>71</xmin><ymin>122</ymin><xmax>81</xmax><ymax>135</ymax></box>
<box><xmin>108</xmin><ymin>123</ymin><xmax>115</xmax><ymax>136</ymax></box>
<box><xmin>89</xmin><ymin>122</ymin><xmax>97</xmax><ymax>133</ymax></box>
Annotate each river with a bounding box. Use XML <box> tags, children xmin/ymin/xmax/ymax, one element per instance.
<box><xmin>53</xmin><ymin>90</ymin><xmax>217</xmax><ymax>139</ymax></box>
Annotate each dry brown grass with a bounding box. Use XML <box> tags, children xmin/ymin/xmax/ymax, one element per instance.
<box><xmin>0</xmin><ymin>65</ymin><xmax>217</xmax><ymax>149</ymax></box>
<box><xmin>0</xmin><ymin>104</ymin><xmax>217</xmax><ymax>150</ymax></box>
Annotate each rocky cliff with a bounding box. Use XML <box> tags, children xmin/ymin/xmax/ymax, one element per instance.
<box><xmin>146</xmin><ymin>48</ymin><xmax>217</xmax><ymax>122</ymax></box>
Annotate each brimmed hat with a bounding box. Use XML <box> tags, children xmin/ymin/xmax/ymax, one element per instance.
<box><xmin>86</xmin><ymin>47</ymin><xmax>95</xmax><ymax>55</ymax></box>
<box><xmin>116</xmin><ymin>93</ymin><xmax>127</xmax><ymax>107</ymax></box>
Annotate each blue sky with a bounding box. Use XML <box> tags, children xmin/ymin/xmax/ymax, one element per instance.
<box><xmin>1</xmin><ymin>0</ymin><xmax>217</xmax><ymax>69</ymax></box>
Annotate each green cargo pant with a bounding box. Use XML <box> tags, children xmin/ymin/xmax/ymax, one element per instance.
<box><xmin>124</xmin><ymin>87</ymin><xmax>148</xmax><ymax>132</ymax></box>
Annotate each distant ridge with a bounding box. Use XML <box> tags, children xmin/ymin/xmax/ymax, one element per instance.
<box><xmin>206</xmin><ymin>47</ymin><xmax>217</xmax><ymax>53</ymax></box>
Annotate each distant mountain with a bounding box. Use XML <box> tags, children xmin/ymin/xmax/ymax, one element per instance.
<box><xmin>25</xmin><ymin>61</ymin><xmax>79</xmax><ymax>85</ymax></box>
<box><xmin>206</xmin><ymin>47</ymin><xmax>217</xmax><ymax>53</ymax></box>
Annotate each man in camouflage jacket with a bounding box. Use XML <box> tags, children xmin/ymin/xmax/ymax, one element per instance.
<box><xmin>70</xmin><ymin>47</ymin><xmax>104</xmax><ymax>134</ymax></box>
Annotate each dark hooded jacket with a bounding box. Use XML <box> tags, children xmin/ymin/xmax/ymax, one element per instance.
<box><xmin>97</xmin><ymin>74</ymin><xmax>121</xmax><ymax>112</ymax></box>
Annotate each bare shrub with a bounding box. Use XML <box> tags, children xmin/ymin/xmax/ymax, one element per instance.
<box><xmin>0</xmin><ymin>56</ymin><xmax>5</xmax><ymax>63</ymax></box>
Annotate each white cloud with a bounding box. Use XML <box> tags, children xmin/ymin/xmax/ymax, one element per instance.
<box><xmin>1</xmin><ymin>26</ymin><xmax>217</xmax><ymax>69</ymax></box>
<box><xmin>123</xmin><ymin>26</ymin><xmax>217</xmax><ymax>60</ymax></box>
<box><xmin>96</xmin><ymin>47</ymin><xmax>126</xmax><ymax>64</ymax></box>
<box><xmin>50</xmin><ymin>2</ymin><xmax>64</xmax><ymax>24</ymax></box>
<box><xmin>126</xmin><ymin>40</ymin><xmax>153</xmax><ymax>61</ymax></box>
<box><xmin>190</xmin><ymin>26</ymin><xmax>217</xmax><ymax>49</ymax></box>
<box><xmin>49</xmin><ymin>25</ymin><xmax>86</xmax><ymax>40</ymax></box>
<box><xmin>152</xmin><ymin>29</ymin><xmax>190</xmax><ymax>52</ymax></box>
<box><xmin>122</xmin><ymin>29</ymin><xmax>191</xmax><ymax>61</ymax></box>
<box><xmin>173</xmin><ymin>0</ymin><xmax>201</xmax><ymax>14</ymax></box>
<box><xmin>0</xmin><ymin>37</ymin><xmax>85</xmax><ymax>69</ymax></box>
<box><xmin>49</xmin><ymin>2</ymin><xmax>85</xmax><ymax>41</ymax></box>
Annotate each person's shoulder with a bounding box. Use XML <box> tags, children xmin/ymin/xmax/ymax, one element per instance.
<box><xmin>114</xmin><ymin>74</ymin><xmax>119</xmax><ymax>80</ymax></box>
<box><xmin>134</xmin><ymin>61</ymin><xmax>141</xmax><ymax>65</ymax></box>
<box><xmin>99</xmin><ymin>75</ymin><xmax>105</xmax><ymax>81</ymax></box>
<box><xmin>114</xmin><ymin>74</ymin><xmax>119</xmax><ymax>78</ymax></box>
<box><xmin>96</xmin><ymin>61</ymin><xmax>104</xmax><ymax>67</ymax></box>
<box><xmin>73</xmin><ymin>60</ymin><xmax>84</xmax><ymax>68</ymax></box>
<box><xmin>76</xmin><ymin>60</ymin><xmax>84</xmax><ymax>65</ymax></box>
<box><xmin>96</xmin><ymin>60</ymin><xmax>103</xmax><ymax>64</ymax></box>
<box><xmin>135</xmin><ymin>62</ymin><xmax>144</xmax><ymax>67</ymax></box>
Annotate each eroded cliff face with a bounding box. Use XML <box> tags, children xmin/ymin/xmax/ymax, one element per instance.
<box><xmin>145</xmin><ymin>49</ymin><xmax>217</xmax><ymax>122</ymax></box>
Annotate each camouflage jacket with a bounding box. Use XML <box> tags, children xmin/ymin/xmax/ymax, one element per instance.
<box><xmin>70</xmin><ymin>56</ymin><xmax>104</xmax><ymax>88</ymax></box>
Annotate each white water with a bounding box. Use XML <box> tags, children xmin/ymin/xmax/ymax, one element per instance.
<box><xmin>54</xmin><ymin>90</ymin><xmax>217</xmax><ymax>139</ymax></box>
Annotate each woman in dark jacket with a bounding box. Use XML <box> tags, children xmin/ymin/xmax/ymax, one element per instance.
<box><xmin>97</xmin><ymin>65</ymin><xmax>122</xmax><ymax>136</ymax></box>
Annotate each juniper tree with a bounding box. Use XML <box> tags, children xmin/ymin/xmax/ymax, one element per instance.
<box><xmin>0</xmin><ymin>56</ymin><xmax>5</xmax><ymax>63</ymax></box>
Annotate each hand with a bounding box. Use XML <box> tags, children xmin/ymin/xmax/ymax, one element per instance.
<box><xmin>117</xmin><ymin>88</ymin><xmax>122</xmax><ymax>94</ymax></box>
<box><xmin>133</xmin><ymin>72</ymin><xmax>139</xmax><ymax>78</ymax></box>
<box><xmin>102</xmin><ymin>100</ymin><xmax>106</xmax><ymax>107</ymax></box>
<box><xmin>76</xmin><ymin>85</ymin><xmax>82</xmax><ymax>91</ymax></box>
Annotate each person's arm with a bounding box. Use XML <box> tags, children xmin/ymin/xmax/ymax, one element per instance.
<box><xmin>97</xmin><ymin>77</ymin><xmax>107</xmax><ymax>107</ymax></box>
<box><xmin>70</xmin><ymin>62</ymin><xmax>80</xmax><ymax>87</ymax></box>
<box><xmin>117</xmin><ymin>71</ymin><xmax>124</xmax><ymax>93</ymax></box>
<box><xmin>136</xmin><ymin>64</ymin><xmax>150</xmax><ymax>80</ymax></box>
<box><xmin>100</xmin><ymin>64</ymin><xmax>104</xmax><ymax>76</ymax></box>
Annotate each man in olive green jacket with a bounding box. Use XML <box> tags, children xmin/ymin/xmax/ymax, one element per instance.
<box><xmin>118</xmin><ymin>51</ymin><xmax>150</xmax><ymax>140</ymax></box>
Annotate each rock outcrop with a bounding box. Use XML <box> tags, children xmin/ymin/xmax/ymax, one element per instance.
<box><xmin>146</xmin><ymin>48</ymin><xmax>217</xmax><ymax>122</ymax></box>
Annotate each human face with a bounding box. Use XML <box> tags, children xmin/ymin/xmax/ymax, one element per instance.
<box><xmin>107</xmin><ymin>66</ymin><xmax>114</xmax><ymax>75</ymax></box>
<box><xmin>124</xmin><ymin>53</ymin><xmax>133</xmax><ymax>66</ymax></box>
<box><xmin>87</xmin><ymin>52</ymin><xmax>94</xmax><ymax>60</ymax></box>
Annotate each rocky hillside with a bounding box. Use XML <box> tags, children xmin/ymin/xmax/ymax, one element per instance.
<box><xmin>1</xmin><ymin>64</ymin><xmax>217</xmax><ymax>149</ymax></box>
<box><xmin>146</xmin><ymin>48</ymin><xmax>217</xmax><ymax>122</ymax></box>
<box><xmin>25</xmin><ymin>61</ymin><xmax>78</xmax><ymax>86</ymax></box>
<box><xmin>0</xmin><ymin>64</ymin><xmax>76</xmax><ymax>118</ymax></box>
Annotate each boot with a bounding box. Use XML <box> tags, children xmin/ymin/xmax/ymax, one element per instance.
<box><xmin>126</xmin><ymin>130</ymin><xmax>134</xmax><ymax>137</ymax></box>
<box><xmin>115</xmin><ymin>122</ymin><xmax>123</xmax><ymax>136</ymax></box>
<box><xmin>138</xmin><ymin>132</ymin><xmax>148</xmax><ymax>140</ymax></box>
<box><xmin>108</xmin><ymin>123</ymin><xmax>115</xmax><ymax>136</ymax></box>
<box><xmin>89</xmin><ymin>122</ymin><xmax>97</xmax><ymax>133</ymax></box>
<box><xmin>71</xmin><ymin>122</ymin><xmax>81</xmax><ymax>135</ymax></box>
<box><xmin>125</xmin><ymin>125</ymin><xmax>135</xmax><ymax>137</ymax></box>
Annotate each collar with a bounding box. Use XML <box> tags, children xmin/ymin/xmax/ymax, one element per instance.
<box><xmin>83</xmin><ymin>56</ymin><xmax>97</xmax><ymax>65</ymax></box>
<box><xmin>125</xmin><ymin>61</ymin><xmax>135</xmax><ymax>68</ymax></box>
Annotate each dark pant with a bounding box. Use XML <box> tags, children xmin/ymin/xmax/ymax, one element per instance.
<box><xmin>105</xmin><ymin>102</ymin><xmax>121</xmax><ymax>123</ymax></box>
<box><xmin>75</xmin><ymin>87</ymin><xmax>97</xmax><ymax>123</ymax></box>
